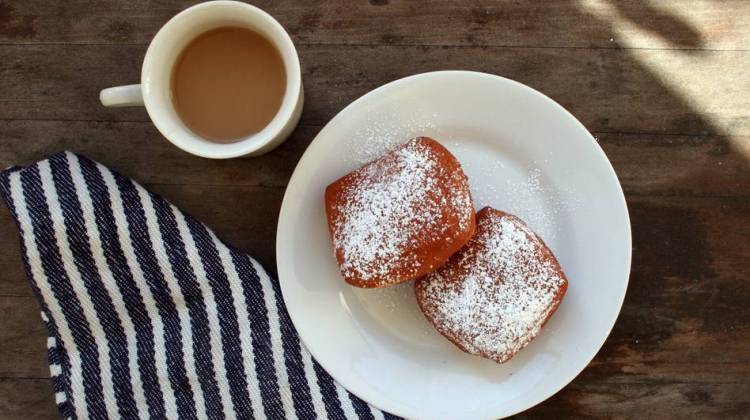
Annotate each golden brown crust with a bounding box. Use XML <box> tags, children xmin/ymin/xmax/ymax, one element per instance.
<box><xmin>325</xmin><ymin>137</ymin><xmax>475</xmax><ymax>288</ymax></box>
<box><xmin>415</xmin><ymin>207</ymin><xmax>568</xmax><ymax>363</ymax></box>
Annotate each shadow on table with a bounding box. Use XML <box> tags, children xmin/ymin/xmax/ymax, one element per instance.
<box><xmin>609</xmin><ymin>0</ymin><xmax>705</xmax><ymax>50</ymax></box>
<box><xmin>487</xmin><ymin>1</ymin><xmax>748</xmax><ymax>417</ymax></box>
<box><xmin>1</xmin><ymin>0</ymin><xmax>747</xmax><ymax>416</ymax></box>
<box><xmin>268</xmin><ymin>10</ymin><xmax>750</xmax><ymax>414</ymax></box>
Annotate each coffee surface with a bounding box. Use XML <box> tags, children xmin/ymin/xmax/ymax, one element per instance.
<box><xmin>171</xmin><ymin>27</ymin><xmax>287</xmax><ymax>143</ymax></box>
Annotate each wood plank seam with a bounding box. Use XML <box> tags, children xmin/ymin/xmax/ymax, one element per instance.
<box><xmin>0</xmin><ymin>40</ymin><xmax>748</xmax><ymax>53</ymax></box>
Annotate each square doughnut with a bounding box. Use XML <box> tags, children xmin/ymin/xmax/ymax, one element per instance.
<box><xmin>325</xmin><ymin>137</ymin><xmax>475</xmax><ymax>288</ymax></box>
<box><xmin>415</xmin><ymin>207</ymin><xmax>568</xmax><ymax>363</ymax></box>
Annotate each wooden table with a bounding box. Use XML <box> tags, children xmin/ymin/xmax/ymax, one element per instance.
<box><xmin>1</xmin><ymin>1</ymin><xmax>748</xmax><ymax>418</ymax></box>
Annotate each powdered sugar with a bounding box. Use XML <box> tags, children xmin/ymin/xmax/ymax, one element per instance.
<box><xmin>417</xmin><ymin>210</ymin><xmax>566</xmax><ymax>363</ymax></box>
<box><xmin>346</xmin><ymin>113</ymin><xmax>438</xmax><ymax>166</ymax></box>
<box><xmin>443</xmin><ymin>141</ymin><xmax>580</xmax><ymax>245</ymax></box>
<box><xmin>331</xmin><ymin>138</ymin><xmax>473</xmax><ymax>286</ymax></box>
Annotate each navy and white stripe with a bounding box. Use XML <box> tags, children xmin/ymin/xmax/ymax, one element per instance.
<box><xmin>0</xmin><ymin>152</ymin><xmax>400</xmax><ymax>420</ymax></box>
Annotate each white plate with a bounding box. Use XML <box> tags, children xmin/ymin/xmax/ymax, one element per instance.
<box><xmin>276</xmin><ymin>71</ymin><xmax>631</xmax><ymax>419</ymax></box>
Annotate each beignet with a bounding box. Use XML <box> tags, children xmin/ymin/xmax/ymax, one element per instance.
<box><xmin>325</xmin><ymin>137</ymin><xmax>475</xmax><ymax>288</ymax></box>
<box><xmin>415</xmin><ymin>207</ymin><xmax>568</xmax><ymax>363</ymax></box>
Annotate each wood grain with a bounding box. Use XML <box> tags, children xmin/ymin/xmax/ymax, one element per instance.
<box><xmin>0</xmin><ymin>128</ymin><xmax>747</xmax><ymax>298</ymax></box>
<box><xmin>0</xmin><ymin>0</ymin><xmax>748</xmax><ymax>418</ymax></box>
<box><xmin>1</xmin><ymin>44</ymin><xmax>748</xmax><ymax>136</ymax></box>
<box><xmin>1</xmin><ymin>1</ymin><xmax>748</xmax><ymax>51</ymax></box>
<box><xmin>0</xmin><ymin>379</ymin><xmax>57</xmax><ymax>420</ymax></box>
<box><xmin>0</xmin><ymin>120</ymin><xmax>316</xmax><ymax>188</ymax></box>
<box><xmin>523</xmin><ymin>382</ymin><xmax>750</xmax><ymax>418</ymax></box>
<box><xmin>0</xmin><ymin>121</ymin><xmax>747</xmax><ymax>196</ymax></box>
<box><xmin>0</xmin><ymin>296</ymin><xmax>49</xmax><ymax>378</ymax></box>
<box><xmin>1</xmin><ymin>192</ymin><xmax>747</xmax><ymax>414</ymax></box>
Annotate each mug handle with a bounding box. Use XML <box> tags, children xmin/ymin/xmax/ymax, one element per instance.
<box><xmin>100</xmin><ymin>84</ymin><xmax>144</xmax><ymax>107</ymax></box>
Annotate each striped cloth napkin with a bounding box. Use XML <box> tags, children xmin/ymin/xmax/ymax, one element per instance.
<box><xmin>0</xmin><ymin>151</ymin><xmax>398</xmax><ymax>420</ymax></box>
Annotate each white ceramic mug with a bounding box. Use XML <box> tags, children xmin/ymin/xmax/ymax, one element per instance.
<box><xmin>100</xmin><ymin>1</ymin><xmax>303</xmax><ymax>159</ymax></box>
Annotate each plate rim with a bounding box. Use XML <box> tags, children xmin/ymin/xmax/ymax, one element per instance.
<box><xmin>276</xmin><ymin>70</ymin><xmax>632</xmax><ymax>419</ymax></box>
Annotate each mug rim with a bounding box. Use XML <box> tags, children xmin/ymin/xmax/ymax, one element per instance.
<box><xmin>141</xmin><ymin>0</ymin><xmax>302</xmax><ymax>158</ymax></box>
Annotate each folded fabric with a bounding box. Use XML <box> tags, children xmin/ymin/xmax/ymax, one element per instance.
<box><xmin>0</xmin><ymin>151</ymin><xmax>398</xmax><ymax>420</ymax></box>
